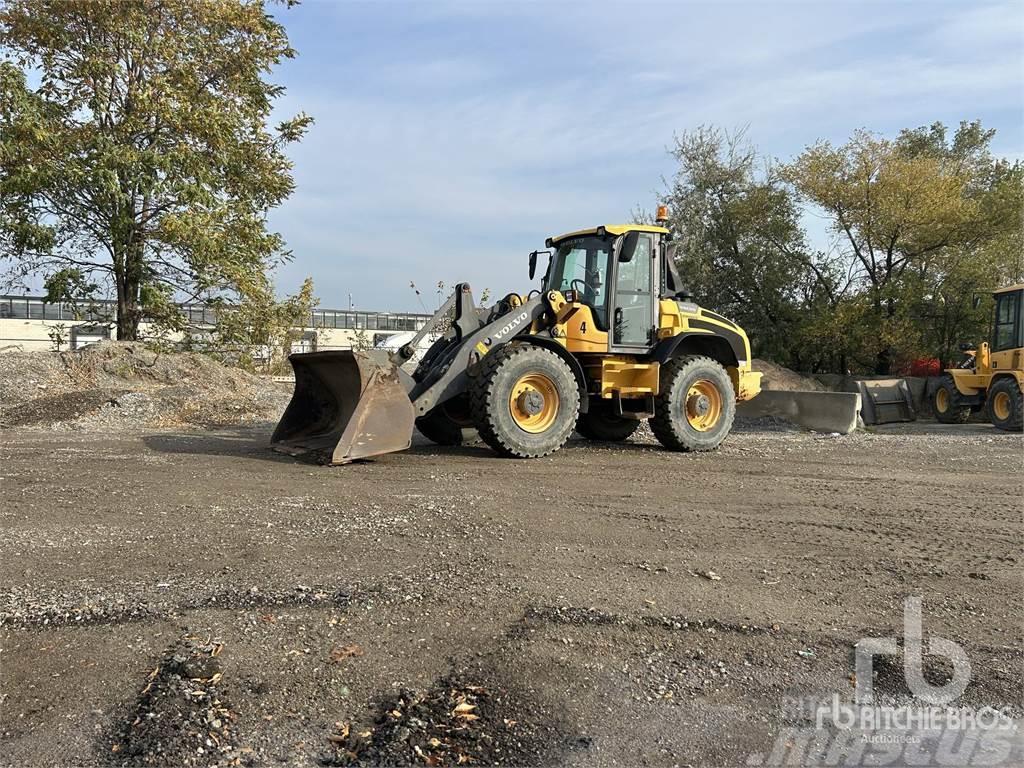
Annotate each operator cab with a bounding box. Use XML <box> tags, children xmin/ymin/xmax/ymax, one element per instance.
<box><xmin>990</xmin><ymin>283</ymin><xmax>1023</xmax><ymax>370</ymax></box>
<box><xmin>531</xmin><ymin>216</ymin><xmax>677</xmax><ymax>352</ymax></box>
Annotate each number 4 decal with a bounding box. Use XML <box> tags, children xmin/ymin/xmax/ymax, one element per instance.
<box><xmin>580</xmin><ymin>321</ymin><xmax>587</xmax><ymax>334</ymax></box>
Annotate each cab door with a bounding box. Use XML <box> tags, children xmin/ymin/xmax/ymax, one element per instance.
<box><xmin>991</xmin><ymin>289</ymin><xmax>1023</xmax><ymax>371</ymax></box>
<box><xmin>610</xmin><ymin>232</ymin><xmax>657</xmax><ymax>351</ymax></box>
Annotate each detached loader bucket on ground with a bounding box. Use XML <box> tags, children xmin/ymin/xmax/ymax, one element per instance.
<box><xmin>271</xmin><ymin>350</ymin><xmax>415</xmax><ymax>464</ymax></box>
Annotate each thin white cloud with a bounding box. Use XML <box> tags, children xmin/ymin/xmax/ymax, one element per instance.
<box><xmin>269</xmin><ymin>0</ymin><xmax>1024</xmax><ymax>308</ymax></box>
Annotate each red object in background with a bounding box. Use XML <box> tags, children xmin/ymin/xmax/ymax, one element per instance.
<box><xmin>906</xmin><ymin>358</ymin><xmax>943</xmax><ymax>377</ymax></box>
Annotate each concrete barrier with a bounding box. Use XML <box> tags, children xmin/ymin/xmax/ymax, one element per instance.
<box><xmin>737</xmin><ymin>390</ymin><xmax>862</xmax><ymax>434</ymax></box>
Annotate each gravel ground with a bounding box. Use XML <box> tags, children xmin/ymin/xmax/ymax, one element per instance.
<box><xmin>1</xmin><ymin>421</ymin><xmax>1021</xmax><ymax>767</ymax></box>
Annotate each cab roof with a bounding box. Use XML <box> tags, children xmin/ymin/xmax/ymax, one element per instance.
<box><xmin>548</xmin><ymin>223</ymin><xmax>669</xmax><ymax>245</ymax></box>
<box><xmin>993</xmin><ymin>283</ymin><xmax>1024</xmax><ymax>295</ymax></box>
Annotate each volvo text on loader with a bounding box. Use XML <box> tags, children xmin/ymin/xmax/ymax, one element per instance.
<box><xmin>932</xmin><ymin>283</ymin><xmax>1024</xmax><ymax>431</ymax></box>
<box><xmin>271</xmin><ymin>211</ymin><xmax>763</xmax><ymax>463</ymax></box>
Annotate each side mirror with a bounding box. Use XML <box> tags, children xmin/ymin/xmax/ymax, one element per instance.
<box><xmin>529</xmin><ymin>251</ymin><xmax>538</xmax><ymax>280</ymax></box>
<box><xmin>617</xmin><ymin>231</ymin><xmax>640</xmax><ymax>263</ymax></box>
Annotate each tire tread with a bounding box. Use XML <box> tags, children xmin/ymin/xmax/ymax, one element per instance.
<box><xmin>649</xmin><ymin>355</ymin><xmax>735</xmax><ymax>452</ymax></box>
<box><xmin>988</xmin><ymin>377</ymin><xmax>1023</xmax><ymax>432</ymax></box>
<box><xmin>933</xmin><ymin>374</ymin><xmax>971</xmax><ymax>424</ymax></box>
<box><xmin>470</xmin><ymin>344</ymin><xmax>579</xmax><ymax>458</ymax></box>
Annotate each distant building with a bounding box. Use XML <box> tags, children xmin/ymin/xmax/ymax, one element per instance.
<box><xmin>0</xmin><ymin>295</ymin><xmax>432</xmax><ymax>353</ymax></box>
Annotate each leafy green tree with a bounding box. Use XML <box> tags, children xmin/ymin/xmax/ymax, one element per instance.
<box><xmin>658</xmin><ymin>126</ymin><xmax>840</xmax><ymax>367</ymax></box>
<box><xmin>212</xmin><ymin>276</ymin><xmax>317</xmax><ymax>372</ymax></box>
<box><xmin>896</xmin><ymin>123</ymin><xmax>1024</xmax><ymax>363</ymax></box>
<box><xmin>0</xmin><ymin>0</ymin><xmax>312</xmax><ymax>340</ymax></box>
<box><xmin>42</xmin><ymin>266</ymin><xmax>109</xmax><ymax>319</ymax></box>
<box><xmin>785</xmin><ymin>121</ymin><xmax>1022</xmax><ymax>373</ymax></box>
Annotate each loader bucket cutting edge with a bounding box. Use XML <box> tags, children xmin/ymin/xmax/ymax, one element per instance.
<box><xmin>271</xmin><ymin>350</ymin><xmax>415</xmax><ymax>464</ymax></box>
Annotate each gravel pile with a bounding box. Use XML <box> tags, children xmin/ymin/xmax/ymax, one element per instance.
<box><xmin>752</xmin><ymin>359</ymin><xmax>826</xmax><ymax>391</ymax></box>
<box><xmin>0</xmin><ymin>342</ymin><xmax>289</xmax><ymax>430</ymax></box>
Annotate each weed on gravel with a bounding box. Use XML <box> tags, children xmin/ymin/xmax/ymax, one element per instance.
<box><xmin>104</xmin><ymin>635</ymin><xmax>239</xmax><ymax>767</ymax></box>
<box><xmin>323</xmin><ymin>674</ymin><xmax>575</xmax><ymax>766</ymax></box>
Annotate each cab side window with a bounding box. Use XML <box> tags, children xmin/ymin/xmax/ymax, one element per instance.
<box><xmin>994</xmin><ymin>292</ymin><xmax>1020</xmax><ymax>351</ymax></box>
<box><xmin>613</xmin><ymin>234</ymin><xmax>654</xmax><ymax>346</ymax></box>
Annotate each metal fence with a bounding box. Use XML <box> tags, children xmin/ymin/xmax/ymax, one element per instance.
<box><xmin>0</xmin><ymin>295</ymin><xmax>431</xmax><ymax>331</ymax></box>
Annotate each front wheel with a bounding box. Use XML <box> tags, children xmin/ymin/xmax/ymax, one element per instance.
<box><xmin>933</xmin><ymin>374</ymin><xmax>971</xmax><ymax>424</ymax></box>
<box><xmin>988</xmin><ymin>378</ymin><xmax>1023</xmax><ymax>432</ymax></box>
<box><xmin>470</xmin><ymin>344</ymin><xmax>580</xmax><ymax>458</ymax></box>
<box><xmin>649</xmin><ymin>355</ymin><xmax>735</xmax><ymax>452</ymax></box>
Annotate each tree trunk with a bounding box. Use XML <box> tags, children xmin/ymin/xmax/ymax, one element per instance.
<box><xmin>119</xmin><ymin>240</ymin><xmax>145</xmax><ymax>340</ymax></box>
<box><xmin>113</xmin><ymin>236</ymin><xmax>144</xmax><ymax>341</ymax></box>
<box><xmin>874</xmin><ymin>349</ymin><xmax>891</xmax><ymax>375</ymax></box>
<box><xmin>114</xmin><ymin>259</ymin><xmax>127</xmax><ymax>339</ymax></box>
<box><xmin>868</xmin><ymin>285</ymin><xmax>896</xmax><ymax>374</ymax></box>
<box><xmin>117</xmin><ymin>294</ymin><xmax>141</xmax><ymax>340</ymax></box>
<box><xmin>113</xmin><ymin>196</ymin><xmax>148</xmax><ymax>340</ymax></box>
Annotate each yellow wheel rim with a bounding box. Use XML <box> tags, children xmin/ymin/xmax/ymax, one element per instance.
<box><xmin>992</xmin><ymin>391</ymin><xmax>1011</xmax><ymax>421</ymax></box>
<box><xmin>685</xmin><ymin>379</ymin><xmax>723</xmax><ymax>432</ymax></box>
<box><xmin>935</xmin><ymin>387</ymin><xmax>949</xmax><ymax>413</ymax></box>
<box><xmin>509</xmin><ymin>373</ymin><xmax>559</xmax><ymax>433</ymax></box>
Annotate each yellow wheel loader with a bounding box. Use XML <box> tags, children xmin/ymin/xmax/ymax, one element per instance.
<box><xmin>932</xmin><ymin>283</ymin><xmax>1023</xmax><ymax>431</ymax></box>
<box><xmin>272</xmin><ymin>213</ymin><xmax>762</xmax><ymax>463</ymax></box>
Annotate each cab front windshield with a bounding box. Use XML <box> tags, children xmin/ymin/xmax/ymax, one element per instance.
<box><xmin>543</xmin><ymin>235</ymin><xmax>612</xmax><ymax>329</ymax></box>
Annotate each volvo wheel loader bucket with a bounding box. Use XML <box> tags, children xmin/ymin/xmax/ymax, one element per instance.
<box><xmin>271</xmin><ymin>350</ymin><xmax>415</xmax><ymax>464</ymax></box>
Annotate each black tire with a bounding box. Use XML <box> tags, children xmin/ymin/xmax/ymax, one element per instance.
<box><xmin>470</xmin><ymin>344</ymin><xmax>580</xmax><ymax>458</ymax></box>
<box><xmin>649</xmin><ymin>355</ymin><xmax>735</xmax><ymax>452</ymax></box>
<box><xmin>576</xmin><ymin>398</ymin><xmax>640</xmax><ymax>442</ymax></box>
<box><xmin>988</xmin><ymin>377</ymin><xmax>1023</xmax><ymax>432</ymax></box>
<box><xmin>415</xmin><ymin>396</ymin><xmax>475</xmax><ymax>446</ymax></box>
<box><xmin>933</xmin><ymin>374</ymin><xmax>971</xmax><ymax>424</ymax></box>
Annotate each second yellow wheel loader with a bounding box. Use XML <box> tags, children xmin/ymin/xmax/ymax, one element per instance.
<box><xmin>932</xmin><ymin>283</ymin><xmax>1024</xmax><ymax>431</ymax></box>
<box><xmin>272</xmin><ymin>214</ymin><xmax>763</xmax><ymax>464</ymax></box>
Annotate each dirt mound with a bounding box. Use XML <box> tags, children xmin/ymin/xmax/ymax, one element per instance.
<box><xmin>105</xmin><ymin>636</ymin><xmax>239</xmax><ymax>767</ymax></box>
<box><xmin>752</xmin><ymin>359</ymin><xmax>825</xmax><ymax>392</ymax></box>
<box><xmin>0</xmin><ymin>342</ymin><xmax>289</xmax><ymax>430</ymax></box>
<box><xmin>1</xmin><ymin>388</ymin><xmax>129</xmax><ymax>427</ymax></box>
<box><xmin>325</xmin><ymin>676</ymin><xmax>570</xmax><ymax>766</ymax></box>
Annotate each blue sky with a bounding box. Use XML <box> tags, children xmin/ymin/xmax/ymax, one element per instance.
<box><xmin>268</xmin><ymin>0</ymin><xmax>1024</xmax><ymax>313</ymax></box>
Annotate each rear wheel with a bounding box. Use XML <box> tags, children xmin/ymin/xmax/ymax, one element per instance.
<box><xmin>988</xmin><ymin>378</ymin><xmax>1023</xmax><ymax>432</ymax></box>
<box><xmin>415</xmin><ymin>395</ymin><xmax>475</xmax><ymax>446</ymax></box>
<box><xmin>470</xmin><ymin>344</ymin><xmax>580</xmax><ymax>458</ymax></box>
<box><xmin>576</xmin><ymin>398</ymin><xmax>640</xmax><ymax>442</ymax></box>
<box><xmin>933</xmin><ymin>374</ymin><xmax>971</xmax><ymax>424</ymax></box>
<box><xmin>649</xmin><ymin>355</ymin><xmax>735</xmax><ymax>452</ymax></box>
